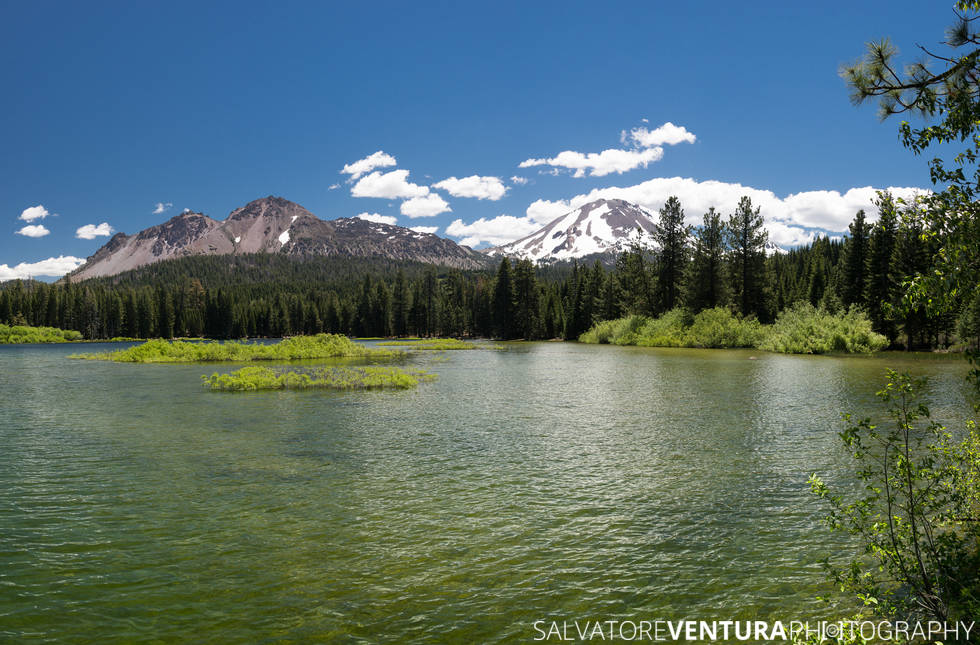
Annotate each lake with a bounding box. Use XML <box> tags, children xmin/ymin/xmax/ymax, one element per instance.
<box><xmin>0</xmin><ymin>341</ymin><xmax>973</xmax><ymax>643</ymax></box>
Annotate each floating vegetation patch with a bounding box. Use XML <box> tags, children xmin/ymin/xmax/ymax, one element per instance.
<box><xmin>202</xmin><ymin>365</ymin><xmax>436</xmax><ymax>391</ymax></box>
<box><xmin>0</xmin><ymin>324</ymin><xmax>83</xmax><ymax>344</ymax></box>
<box><xmin>70</xmin><ymin>333</ymin><xmax>396</xmax><ymax>363</ymax></box>
<box><xmin>378</xmin><ymin>338</ymin><xmax>504</xmax><ymax>350</ymax></box>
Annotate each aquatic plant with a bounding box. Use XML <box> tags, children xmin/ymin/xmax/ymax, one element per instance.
<box><xmin>202</xmin><ymin>365</ymin><xmax>436</xmax><ymax>391</ymax></box>
<box><xmin>0</xmin><ymin>324</ymin><xmax>83</xmax><ymax>344</ymax></box>
<box><xmin>70</xmin><ymin>333</ymin><xmax>396</xmax><ymax>362</ymax></box>
<box><xmin>377</xmin><ymin>338</ymin><xmax>503</xmax><ymax>350</ymax></box>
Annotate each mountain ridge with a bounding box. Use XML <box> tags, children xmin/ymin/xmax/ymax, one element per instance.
<box><xmin>71</xmin><ymin>196</ymin><xmax>488</xmax><ymax>280</ymax></box>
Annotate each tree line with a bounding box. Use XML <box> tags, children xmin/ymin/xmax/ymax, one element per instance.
<box><xmin>0</xmin><ymin>192</ymin><xmax>972</xmax><ymax>349</ymax></box>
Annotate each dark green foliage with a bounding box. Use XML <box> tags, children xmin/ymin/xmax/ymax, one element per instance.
<box><xmin>726</xmin><ymin>196</ymin><xmax>770</xmax><ymax>321</ymax></box>
<box><xmin>653</xmin><ymin>196</ymin><xmax>690</xmax><ymax>313</ymax></box>
<box><xmin>865</xmin><ymin>192</ymin><xmax>899</xmax><ymax>340</ymax></box>
<box><xmin>684</xmin><ymin>207</ymin><xmax>729</xmax><ymax>312</ymax></box>
<box><xmin>841</xmin><ymin>210</ymin><xmax>870</xmax><ymax>309</ymax></box>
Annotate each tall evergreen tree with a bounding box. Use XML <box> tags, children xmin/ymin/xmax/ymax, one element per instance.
<box><xmin>841</xmin><ymin>210</ymin><xmax>871</xmax><ymax>309</ymax></box>
<box><xmin>865</xmin><ymin>193</ymin><xmax>899</xmax><ymax>340</ymax></box>
<box><xmin>512</xmin><ymin>258</ymin><xmax>539</xmax><ymax>340</ymax></box>
<box><xmin>684</xmin><ymin>207</ymin><xmax>728</xmax><ymax>312</ymax></box>
<box><xmin>492</xmin><ymin>258</ymin><xmax>515</xmax><ymax>339</ymax></box>
<box><xmin>653</xmin><ymin>196</ymin><xmax>690</xmax><ymax>312</ymax></box>
<box><xmin>726</xmin><ymin>196</ymin><xmax>769</xmax><ymax>320</ymax></box>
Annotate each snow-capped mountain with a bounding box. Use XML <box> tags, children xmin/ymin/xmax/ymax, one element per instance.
<box><xmin>487</xmin><ymin>199</ymin><xmax>658</xmax><ymax>263</ymax></box>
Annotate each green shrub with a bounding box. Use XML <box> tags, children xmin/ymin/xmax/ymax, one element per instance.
<box><xmin>202</xmin><ymin>365</ymin><xmax>436</xmax><ymax>391</ymax></box>
<box><xmin>686</xmin><ymin>307</ymin><xmax>764</xmax><ymax>348</ymax></box>
<box><xmin>579</xmin><ymin>315</ymin><xmax>650</xmax><ymax>345</ymax></box>
<box><xmin>635</xmin><ymin>308</ymin><xmax>692</xmax><ymax>347</ymax></box>
<box><xmin>0</xmin><ymin>324</ymin><xmax>83</xmax><ymax>344</ymax></box>
<box><xmin>71</xmin><ymin>333</ymin><xmax>396</xmax><ymax>363</ymax></box>
<box><xmin>759</xmin><ymin>303</ymin><xmax>888</xmax><ymax>354</ymax></box>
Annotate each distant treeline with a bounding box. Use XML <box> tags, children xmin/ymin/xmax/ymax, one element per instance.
<box><xmin>1</xmin><ymin>193</ymin><xmax>974</xmax><ymax>350</ymax></box>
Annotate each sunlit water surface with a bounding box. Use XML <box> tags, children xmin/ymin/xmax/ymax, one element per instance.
<box><xmin>0</xmin><ymin>341</ymin><xmax>973</xmax><ymax>643</ymax></box>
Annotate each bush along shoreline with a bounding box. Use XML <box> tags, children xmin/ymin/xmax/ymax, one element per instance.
<box><xmin>579</xmin><ymin>303</ymin><xmax>888</xmax><ymax>354</ymax></box>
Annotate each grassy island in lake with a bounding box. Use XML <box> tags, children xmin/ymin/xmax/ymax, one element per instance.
<box><xmin>70</xmin><ymin>333</ymin><xmax>396</xmax><ymax>363</ymax></box>
<box><xmin>377</xmin><ymin>338</ymin><xmax>504</xmax><ymax>350</ymax></box>
<box><xmin>203</xmin><ymin>365</ymin><xmax>435</xmax><ymax>391</ymax></box>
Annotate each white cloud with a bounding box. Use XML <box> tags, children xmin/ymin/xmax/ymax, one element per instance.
<box><xmin>627</xmin><ymin>122</ymin><xmax>697</xmax><ymax>147</ymax></box>
<box><xmin>519</xmin><ymin>147</ymin><xmax>664</xmax><ymax>177</ymax></box>
<box><xmin>510</xmin><ymin>176</ymin><xmax>528</xmax><ymax>185</ymax></box>
<box><xmin>400</xmin><ymin>193</ymin><xmax>451</xmax><ymax>218</ymax></box>
<box><xmin>526</xmin><ymin>198</ymin><xmax>572</xmax><ymax>226</ymax></box>
<box><xmin>182</xmin><ymin>208</ymin><xmax>191</xmax><ymax>213</ymax></box>
<box><xmin>356</xmin><ymin>212</ymin><xmax>398</xmax><ymax>225</ymax></box>
<box><xmin>153</xmin><ymin>202</ymin><xmax>173</xmax><ymax>214</ymax></box>
<box><xmin>410</xmin><ymin>225</ymin><xmax>439</xmax><ymax>234</ymax></box>
<box><xmin>433</xmin><ymin>175</ymin><xmax>508</xmax><ymax>200</ymax></box>
<box><xmin>445</xmin><ymin>215</ymin><xmax>541</xmax><ymax>247</ymax></box>
<box><xmin>328</xmin><ymin>183</ymin><xmax>340</xmax><ymax>190</ymax></box>
<box><xmin>341</xmin><ymin>150</ymin><xmax>397</xmax><ymax>181</ymax></box>
<box><xmin>352</xmin><ymin>169</ymin><xmax>430</xmax><ymax>199</ymax></box>
<box><xmin>520</xmin><ymin>177</ymin><xmax>928</xmax><ymax>247</ymax></box>
<box><xmin>16</xmin><ymin>224</ymin><xmax>50</xmax><ymax>238</ymax></box>
<box><xmin>19</xmin><ymin>205</ymin><xmax>50</xmax><ymax>222</ymax></box>
<box><xmin>0</xmin><ymin>255</ymin><xmax>84</xmax><ymax>281</ymax></box>
<box><xmin>75</xmin><ymin>222</ymin><xmax>114</xmax><ymax>240</ymax></box>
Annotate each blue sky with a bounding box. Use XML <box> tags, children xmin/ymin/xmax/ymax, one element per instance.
<box><xmin>0</xmin><ymin>1</ymin><xmax>951</xmax><ymax>279</ymax></box>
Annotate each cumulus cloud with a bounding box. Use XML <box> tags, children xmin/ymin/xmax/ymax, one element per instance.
<box><xmin>352</xmin><ymin>169</ymin><xmax>430</xmax><ymax>199</ymax></box>
<box><xmin>341</xmin><ymin>150</ymin><xmax>397</xmax><ymax>181</ymax></box>
<box><xmin>75</xmin><ymin>222</ymin><xmax>114</xmax><ymax>240</ymax></box>
<box><xmin>433</xmin><ymin>175</ymin><xmax>508</xmax><ymax>200</ymax></box>
<box><xmin>410</xmin><ymin>225</ymin><xmax>439</xmax><ymax>234</ymax></box>
<box><xmin>519</xmin><ymin>147</ymin><xmax>664</xmax><ymax>178</ymax></box>
<box><xmin>401</xmin><ymin>193</ymin><xmax>451</xmax><ymax>218</ymax></box>
<box><xmin>510</xmin><ymin>176</ymin><xmax>528</xmax><ymax>185</ymax></box>
<box><xmin>19</xmin><ymin>205</ymin><xmax>50</xmax><ymax>222</ymax></box>
<box><xmin>153</xmin><ymin>202</ymin><xmax>173</xmax><ymax>214</ymax></box>
<box><xmin>356</xmin><ymin>212</ymin><xmax>398</xmax><ymax>225</ymax></box>
<box><xmin>442</xmin><ymin>176</ymin><xmax>928</xmax><ymax>249</ymax></box>
<box><xmin>0</xmin><ymin>255</ymin><xmax>84</xmax><ymax>281</ymax></box>
<box><xmin>520</xmin><ymin>177</ymin><xmax>928</xmax><ymax>247</ymax></box>
<box><xmin>445</xmin><ymin>215</ymin><xmax>540</xmax><ymax>247</ymax></box>
<box><xmin>625</xmin><ymin>122</ymin><xmax>697</xmax><ymax>147</ymax></box>
<box><xmin>16</xmin><ymin>224</ymin><xmax>50</xmax><ymax>238</ymax></box>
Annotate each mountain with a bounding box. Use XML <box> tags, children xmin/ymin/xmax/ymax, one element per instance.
<box><xmin>487</xmin><ymin>199</ymin><xmax>658</xmax><ymax>263</ymax></box>
<box><xmin>71</xmin><ymin>196</ymin><xmax>487</xmax><ymax>280</ymax></box>
<box><xmin>487</xmin><ymin>198</ymin><xmax>788</xmax><ymax>263</ymax></box>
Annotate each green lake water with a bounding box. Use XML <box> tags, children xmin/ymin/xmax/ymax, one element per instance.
<box><xmin>0</xmin><ymin>341</ymin><xmax>974</xmax><ymax>643</ymax></box>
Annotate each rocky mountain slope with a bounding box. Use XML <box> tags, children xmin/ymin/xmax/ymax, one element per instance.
<box><xmin>71</xmin><ymin>196</ymin><xmax>487</xmax><ymax>280</ymax></box>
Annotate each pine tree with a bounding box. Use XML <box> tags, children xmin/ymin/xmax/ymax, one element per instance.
<box><xmin>492</xmin><ymin>258</ymin><xmax>515</xmax><ymax>339</ymax></box>
<box><xmin>726</xmin><ymin>196</ymin><xmax>769</xmax><ymax>320</ymax></box>
<box><xmin>841</xmin><ymin>210</ymin><xmax>870</xmax><ymax>309</ymax></box>
<box><xmin>512</xmin><ymin>258</ymin><xmax>539</xmax><ymax>340</ymax></box>
<box><xmin>684</xmin><ymin>207</ymin><xmax>728</xmax><ymax>312</ymax></box>
<box><xmin>865</xmin><ymin>193</ymin><xmax>899</xmax><ymax>340</ymax></box>
<box><xmin>653</xmin><ymin>196</ymin><xmax>690</xmax><ymax>312</ymax></box>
